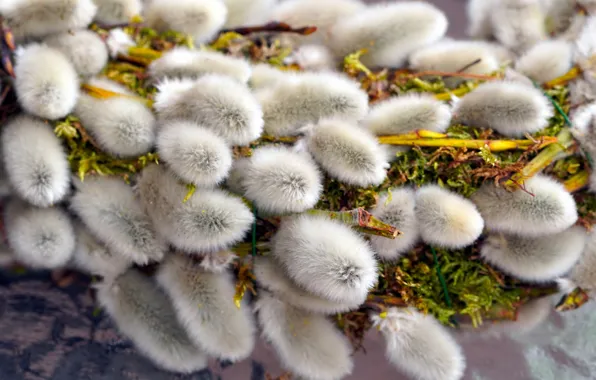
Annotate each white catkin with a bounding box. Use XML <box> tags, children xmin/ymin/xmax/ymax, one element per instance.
<box><xmin>154</xmin><ymin>75</ymin><xmax>264</xmax><ymax>146</ymax></box>
<box><xmin>258</xmin><ymin>72</ymin><xmax>369</xmax><ymax>137</ymax></box>
<box><xmin>1</xmin><ymin>0</ymin><xmax>98</xmax><ymax>41</ymax></box>
<box><xmin>225</xmin><ymin>158</ymin><xmax>250</xmax><ymax>195</ymax></box>
<box><xmin>327</xmin><ymin>1</ymin><xmax>448</xmax><ymax>67</ymax></box>
<box><xmin>70</xmin><ymin>176</ymin><xmax>165</xmax><ymax>265</ymax></box>
<box><xmin>4</xmin><ymin>198</ymin><xmax>75</xmax><ymax>269</ymax></box>
<box><xmin>221</xmin><ymin>0</ymin><xmax>278</xmax><ymax>28</ymax></box>
<box><xmin>14</xmin><ymin>44</ymin><xmax>80</xmax><ymax>120</ymax></box>
<box><xmin>248</xmin><ymin>63</ymin><xmax>290</xmax><ymax>89</ymax></box>
<box><xmin>2</xmin><ymin>115</ymin><xmax>70</xmax><ymax>207</ymax></box>
<box><xmin>372</xmin><ymin>307</ymin><xmax>466</xmax><ymax>380</ymax></box>
<box><xmin>270</xmin><ymin>214</ymin><xmax>378</xmax><ymax>305</ymax></box>
<box><xmin>471</xmin><ymin>174</ymin><xmax>578</xmax><ymax>237</ymax></box>
<box><xmin>481</xmin><ymin>226</ymin><xmax>586</xmax><ymax>282</ymax></box>
<box><xmin>136</xmin><ymin>164</ymin><xmax>254</xmax><ymax>253</ymax></box>
<box><xmin>370</xmin><ymin>188</ymin><xmax>419</xmax><ymax>260</ymax></box>
<box><xmin>539</xmin><ymin>0</ymin><xmax>576</xmax><ymax>35</ymax></box>
<box><xmin>290</xmin><ymin>44</ymin><xmax>336</xmax><ymax>72</ymax></box>
<box><xmin>44</xmin><ymin>30</ymin><xmax>109</xmax><ymax>78</ymax></box>
<box><xmin>95</xmin><ymin>269</ymin><xmax>208</xmax><ymax>373</ymax></box>
<box><xmin>453</xmin><ymin>80</ymin><xmax>554</xmax><ymax>137</ymax></box>
<box><xmin>241</xmin><ymin>146</ymin><xmax>322</xmax><ymax>215</ymax></box>
<box><xmin>253</xmin><ymin>256</ymin><xmax>362</xmax><ymax>315</ymax></box>
<box><xmin>105</xmin><ymin>28</ymin><xmax>135</xmax><ymax>58</ymax></box>
<box><xmin>490</xmin><ymin>0</ymin><xmax>547</xmax><ymax>53</ymax></box>
<box><xmin>74</xmin><ymin>93</ymin><xmax>156</xmax><ymax>157</ymax></box>
<box><xmin>515</xmin><ymin>40</ymin><xmax>574</xmax><ymax>83</ymax></box>
<box><xmin>144</xmin><ymin>0</ymin><xmax>227</xmax><ymax>43</ymax></box>
<box><xmin>466</xmin><ymin>0</ymin><xmax>497</xmax><ymax>39</ymax></box>
<box><xmin>92</xmin><ymin>0</ymin><xmax>142</xmax><ymax>26</ymax></box>
<box><xmin>148</xmin><ymin>48</ymin><xmax>252</xmax><ymax>84</ymax></box>
<box><xmin>156</xmin><ymin>254</ymin><xmax>256</xmax><ymax>361</ymax></box>
<box><xmin>197</xmin><ymin>250</ymin><xmax>237</xmax><ymax>273</ymax></box>
<box><xmin>415</xmin><ymin>185</ymin><xmax>484</xmax><ymax>249</ymax></box>
<box><xmin>306</xmin><ymin>118</ymin><xmax>388</xmax><ymax>187</ymax></box>
<box><xmin>255</xmin><ymin>293</ymin><xmax>354</xmax><ymax>380</ymax></box>
<box><xmin>363</xmin><ymin>93</ymin><xmax>452</xmax><ymax>136</ymax></box>
<box><xmin>570</xmin><ymin>229</ymin><xmax>596</xmax><ymax>293</ymax></box>
<box><xmin>156</xmin><ymin>121</ymin><xmax>232</xmax><ymax>187</ymax></box>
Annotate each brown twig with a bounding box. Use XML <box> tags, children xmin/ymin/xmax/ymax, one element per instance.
<box><xmin>221</xmin><ymin>21</ymin><xmax>317</xmax><ymax>36</ymax></box>
<box><xmin>409</xmin><ymin>70</ymin><xmax>497</xmax><ymax>81</ymax></box>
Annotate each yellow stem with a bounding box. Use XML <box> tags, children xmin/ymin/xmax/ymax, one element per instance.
<box><xmin>128</xmin><ymin>46</ymin><xmax>162</xmax><ymax>60</ymax></box>
<box><xmin>543</xmin><ymin>66</ymin><xmax>580</xmax><ymax>88</ymax></box>
<box><xmin>381</xmin><ymin>130</ymin><xmax>448</xmax><ymax>139</ymax></box>
<box><xmin>377</xmin><ymin>136</ymin><xmax>558</xmax><ymax>152</ymax></box>
<box><xmin>81</xmin><ymin>83</ymin><xmax>153</xmax><ymax>108</ymax></box>
<box><xmin>434</xmin><ymin>84</ymin><xmax>478</xmax><ymax>101</ymax></box>
<box><xmin>564</xmin><ymin>170</ymin><xmax>590</xmax><ymax>192</ymax></box>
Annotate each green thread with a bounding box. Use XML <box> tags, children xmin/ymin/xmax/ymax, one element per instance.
<box><xmin>431</xmin><ymin>246</ymin><xmax>452</xmax><ymax>307</ymax></box>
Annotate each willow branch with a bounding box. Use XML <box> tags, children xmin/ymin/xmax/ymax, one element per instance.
<box><xmin>306</xmin><ymin>208</ymin><xmax>401</xmax><ymax>238</ymax></box>
<box><xmin>377</xmin><ymin>135</ymin><xmax>557</xmax><ymax>152</ymax></box>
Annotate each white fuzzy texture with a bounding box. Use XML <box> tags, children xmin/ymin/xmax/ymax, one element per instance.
<box><xmin>254</xmin><ymin>256</ymin><xmax>362</xmax><ymax>315</ymax></box>
<box><xmin>481</xmin><ymin>227</ymin><xmax>586</xmax><ymax>282</ymax></box>
<box><xmin>570</xmin><ymin>230</ymin><xmax>596</xmax><ymax>292</ymax></box>
<box><xmin>370</xmin><ymin>189</ymin><xmax>419</xmax><ymax>260</ymax></box>
<box><xmin>271</xmin><ymin>0</ymin><xmax>365</xmax><ymax>45</ymax></box>
<box><xmin>255</xmin><ymin>293</ymin><xmax>354</xmax><ymax>380</ymax></box>
<box><xmin>258</xmin><ymin>72</ymin><xmax>369</xmax><ymax>137</ymax></box>
<box><xmin>270</xmin><ymin>215</ymin><xmax>378</xmax><ymax>304</ymax></box>
<box><xmin>74</xmin><ymin>93</ymin><xmax>156</xmax><ymax>157</ymax></box>
<box><xmin>105</xmin><ymin>28</ymin><xmax>135</xmax><ymax>58</ymax></box>
<box><xmin>364</xmin><ymin>94</ymin><xmax>452</xmax><ymax>136</ymax></box>
<box><xmin>14</xmin><ymin>44</ymin><xmax>80</xmax><ymax>120</ymax></box>
<box><xmin>327</xmin><ymin>2</ymin><xmax>448</xmax><ymax>67</ymax></box>
<box><xmin>490</xmin><ymin>0</ymin><xmax>547</xmax><ymax>53</ymax></box>
<box><xmin>249</xmin><ymin>63</ymin><xmax>289</xmax><ymax>89</ymax></box>
<box><xmin>415</xmin><ymin>185</ymin><xmax>484</xmax><ymax>249</ymax></box>
<box><xmin>306</xmin><ymin>119</ymin><xmax>388</xmax><ymax>187</ymax></box>
<box><xmin>225</xmin><ymin>158</ymin><xmax>250</xmax><ymax>195</ymax></box>
<box><xmin>466</xmin><ymin>0</ymin><xmax>496</xmax><ymax>38</ymax></box>
<box><xmin>515</xmin><ymin>40</ymin><xmax>573</xmax><ymax>83</ymax></box>
<box><xmin>154</xmin><ymin>75</ymin><xmax>264</xmax><ymax>146</ymax></box>
<box><xmin>4</xmin><ymin>199</ymin><xmax>75</xmax><ymax>269</ymax></box>
<box><xmin>157</xmin><ymin>121</ymin><xmax>232</xmax><ymax>187</ymax></box>
<box><xmin>539</xmin><ymin>0</ymin><xmax>576</xmax><ymax>34</ymax></box>
<box><xmin>371</xmin><ymin>308</ymin><xmax>466</xmax><ymax>380</ymax></box>
<box><xmin>72</xmin><ymin>225</ymin><xmax>131</xmax><ymax>278</ymax></box>
<box><xmin>136</xmin><ymin>164</ymin><xmax>254</xmax><ymax>253</ymax></box>
<box><xmin>93</xmin><ymin>0</ymin><xmax>141</xmax><ymax>25</ymax></box>
<box><xmin>291</xmin><ymin>44</ymin><xmax>335</xmax><ymax>72</ymax></box>
<box><xmin>2</xmin><ymin>115</ymin><xmax>70</xmax><ymax>207</ymax></box>
<box><xmin>240</xmin><ymin>146</ymin><xmax>322</xmax><ymax>214</ymax></box>
<box><xmin>44</xmin><ymin>30</ymin><xmax>109</xmax><ymax>78</ymax></box>
<box><xmin>198</xmin><ymin>250</ymin><xmax>236</xmax><ymax>273</ymax></box>
<box><xmin>409</xmin><ymin>41</ymin><xmax>501</xmax><ymax>87</ymax></box>
<box><xmin>471</xmin><ymin>175</ymin><xmax>578</xmax><ymax>237</ymax></box>
<box><xmin>156</xmin><ymin>254</ymin><xmax>256</xmax><ymax>361</ymax></box>
<box><xmin>95</xmin><ymin>269</ymin><xmax>208</xmax><ymax>373</ymax></box>
<box><xmin>70</xmin><ymin>176</ymin><xmax>165</xmax><ymax>265</ymax></box>
<box><xmin>222</xmin><ymin>0</ymin><xmax>277</xmax><ymax>28</ymax></box>
<box><xmin>148</xmin><ymin>48</ymin><xmax>251</xmax><ymax>83</ymax></box>
<box><xmin>1</xmin><ymin>0</ymin><xmax>97</xmax><ymax>40</ymax></box>
<box><xmin>453</xmin><ymin>81</ymin><xmax>554</xmax><ymax>137</ymax></box>
<box><xmin>144</xmin><ymin>0</ymin><xmax>227</xmax><ymax>43</ymax></box>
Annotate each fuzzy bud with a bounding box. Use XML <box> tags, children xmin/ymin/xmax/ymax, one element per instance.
<box><xmin>44</xmin><ymin>30</ymin><xmax>109</xmax><ymax>78</ymax></box>
<box><xmin>248</xmin><ymin>63</ymin><xmax>290</xmax><ymax>89</ymax></box>
<box><xmin>71</xmin><ymin>225</ymin><xmax>132</xmax><ymax>278</ymax></box>
<box><xmin>466</xmin><ymin>0</ymin><xmax>496</xmax><ymax>39</ymax></box>
<box><xmin>490</xmin><ymin>0</ymin><xmax>547</xmax><ymax>53</ymax></box>
<box><xmin>569</xmin><ymin>230</ymin><xmax>596</xmax><ymax>293</ymax></box>
<box><xmin>515</xmin><ymin>40</ymin><xmax>573</xmax><ymax>83</ymax></box>
<box><xmin>92</xmin><ymin>0</ymin><xmax>142</xmax><ymax>26</ymax></box>
<box><xmin>222</xmin><ymin>0</ymin><xmax>277</xmax><ymax>28</ymax></box>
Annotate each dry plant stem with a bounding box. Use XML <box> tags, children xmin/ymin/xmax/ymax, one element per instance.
<box><xmin>306</xmin><ymin>208</ymin><xmax>401</xmax><ymax>239</ymax></box>
<box><xmin>434</xmin><ymin>85</ymin><xmax>478</xmax><ymax>100</ymax></box>
<box><xmin>81</xmin><ymin>83</ymin><xmax>153</xmax><ymax>107</ymax></box>
<box><xmin>504</xmin><ymin>129</ymin><xmax>575</xmax><ymax>188</ymax></box>
<box><xmin>409</xmin><ymin>70</ymin><xmax>497</xmax><ymax>81</ymax></box>
<box><xmin>564</xmin><ymin>170</ymin><xmax>590</xmax><ymax>192</ymax></box>
<box><xmin>128</xmin><ymin>46</ymin><xmax>162</xmax><ymax>60</ymax></box>
<box><xmin>556</xmin><ymin>286</ymin><xmax>590</xmax><ymax>312</ymax></box>
<box><xmin>377</xmin><ymin>136</ymin><xmax>558</xmax><ymax>152</ymax></box>
<box><xmin>543</xmin><ymin>66</ymin><xmax>580</xmax><ymax>88</ymax></box>
<box><xmin>221</xmin><ymin>21</ymin><xmax>317</xmax><ymax>36</ymax></box>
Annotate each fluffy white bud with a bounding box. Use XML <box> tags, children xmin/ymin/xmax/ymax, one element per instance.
<box><xmin>327</xmin><ymin>2</ymin><xmax>448</xmax><ymax>67</ymax></box>
<box><xmin>92</xmin><ymin>0</ymin><xmax>142</xmax><ymax>26</ymax></box>
<box><xmin>2</xmin><ymin>115</ymin><xmax>70</xmax><ymax>207</ymax></box>
<box><xmin>481</xmin><ymin>226</ymin><xmax>586</xmax><ymax>282</ymax></box>
<box><xmin>74</xmin><ymin>93</ymin><xmax>156</xmax><ymax>157</ymax></box>
<box><xmin>222</xmin><ymin>0</ymin><xmax>277</xmax><ymax>28</ymax></box>
<box><xmin>240</xmin><ymin>146</ymin><xmax>322</xmax><ymax>214</ymax></box>
<box><xmin>515</xmin><ymin>40</ymin><xmax>573</xmax><ymax>83</ymax></box>
<box><xmin>157</xmin><ymin>121</ymin><xmax>232</xmax><ymax>187</ymax></box>
<box><xmin>95</xmin><ymin>269</ymin><xmax>208</xmax><ymax>373</ymax></box>
<box><xmin>471</xmin><ymin>175</ymin><xmax>578</xmax><ymax>237</ymax></box>
<box><xmin>291</xmin><ymin>44</ymin><xmax>335</xmax><ymax>72</ymax></box>
<box><xmin>364</xmin><ymin>93</ymin><xmax>451</xmax><ymax>136</ymax></box>
<box><xmin>197</xmin><ymin>250</ymin><xmax>237</xmax><ymax>273</ymax></box>
<box><xmin>1</xmin><ymin>0</ymin><xmax>97</xmax><ymax>40</ymax></box>
<box><xmin>370</xmin><ymin>188</ymin><xmax>419</xmax><ymax>260</ymax></box>
<box><xmin>156</xmin><ymin>254</ymin><xmax>256</xmax><ymax>361</ymax></box>
<box><xmin>154</xmin><ymin>75</ymin><xmax>264</xmax><ymax>145</ymax></box>
<box><xmin>136</xmin><ymin>164</ymin><xmax>254</xmax><ymax>253</ymax></box>
<box><xmin>44</xmin><ymin>30</ymin><xmax>109</xmax><ymax>78</ymax></box>
<box><xmin>466</xmin><ymin>0</ymin><xmax>496</xmax><ymax>39</ymax></box>
<box><xmin>4</xmin><ymin>199</ymin><xmax>75</xmax><ymax>269</ymax></box>
<box><xmin>453</xmin><ymin>81</ymin><xmax>554</xmax><ymax>137</ymax></box>
<box><xmin>415</xmin><ymin>185</ymin><xmax>484</xmax><ymax>249</ymax></box>
<box><xmin>71</xmin><ymin>225</ymin><xmax>131</xmax><ymax>278</ymax></box>
<box><xmin>490</xmin><ymin>0</ymin><xmax>547</xmax><ymax>53</ymax></box>
<box><xmin>144</xmin><ymin>0</ymin><xmax>227</xmax><ymax>43</ymax></box>
<box><xmin>255</xmin><ymin>293</ymin><xmax>354</xmax><ymax>380</ymax></box>
<box><xmin>248</xmin><ymin>63</ymin><xmax>289</xmax><ymax>89</ymax></box>
<box><xmin>306</xmin><ymin>118</ymin><xmax>388</xmax><ymax>187</ymax></box>
<box><xmin>105</xmin><ymin>28</ymin><xmax>135</xmax><ymax>58</ymax></box>
<box><xmin>270</xmin><ymin>215</ymin><xmax>378</xmax><ymax>304</ymax></box>
<box><xmin>70</xmin><ymin>176</ymin><xmax>165</xmax><ymax>265</ymax></box>
<box><xmin>257</xmin><ymin>72</ymin><xmax>369</xmax><ymax>137</ymax></box>
<box><xmin>569</xmin><ymin>230</ymin><xmax>596</xmax><ymax>292</ymax></box>
<box><xmin>14</xmin><ymin>44</ymin><xmax>79</xmax><ymax>120</ymax></box>
<box><xmin>371</xmin><ymin>307</ymin><xmax>466</xmax><ymax>380</ymax></box>
<box><xmin>148</xmin><ymin>48</ymin><xmax>251</xmax><ymax>83</ymax></box>
<box><xmin>254</xmin><ymin>256</ymin><xmax>361</xmax><ymax>314</ymax></box>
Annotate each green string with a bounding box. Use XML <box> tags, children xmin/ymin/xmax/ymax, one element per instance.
<box><xmin>251</xmin><ymin>205</ymin><xmax>257</xmax><ymax>257</ymax></box>
<box><xmin>431</xmin><ymin>246</ymin><xmax>452</xmax><ymax>307</ymax></box>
